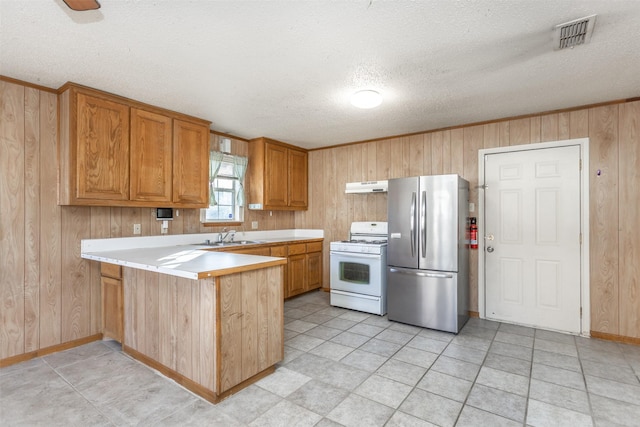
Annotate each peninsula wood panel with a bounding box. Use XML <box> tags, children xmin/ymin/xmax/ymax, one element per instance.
<box><xmin>122</xmin><ymin>268</ymin><xmax>219</xmax><ymax>388</ymax></box>
<box><xmin>296</xmin><ymin>99</ymin><xmax>640</xmax><ymax>339</ymax></box>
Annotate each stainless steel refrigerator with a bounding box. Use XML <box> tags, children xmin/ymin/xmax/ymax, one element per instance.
<box><xmin>387</xmin><ymin>174</ymin><xmax>469</xmax><ymax>333</ymax></box>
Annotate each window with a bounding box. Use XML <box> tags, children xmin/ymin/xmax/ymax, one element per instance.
<box><xmin>201</xmin><ymin>153</ymin><xmax>247</xmax><ymax>223</ymax></box>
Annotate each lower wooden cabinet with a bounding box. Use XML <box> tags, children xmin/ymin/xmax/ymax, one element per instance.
<box><xmin>286</xmin><ymin>241</ymin><xmax>323</xmax><ymax>298</ymax></box>
<box><xmin>100</xmin><ymin>263</ymin><xmax>123</xmax><ymax>343</ymax></box>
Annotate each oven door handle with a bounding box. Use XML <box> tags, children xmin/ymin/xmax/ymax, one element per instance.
<box><xmin>330</xmin><ymin>252</ymin><xmax>382</xmax><ymax>260</ymax></box>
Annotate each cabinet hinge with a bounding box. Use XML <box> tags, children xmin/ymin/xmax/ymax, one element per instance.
<box><xmin>580</xmin><ymin>307</ymin><xmax>583</xmax><ymax>317</ymax></box>
<box><xmin>579</xmin><ymin>233</ymin><xmax>582</xmax><ymax>245</ymax></box>
<box><xmin>579</xmin><ymin>159</ymin><xmax>582</xmax><ymax>170</ymax></box>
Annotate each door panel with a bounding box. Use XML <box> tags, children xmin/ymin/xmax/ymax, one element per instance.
<box><xmin>387</xmin><ymin>177</ymin><xmax>419</xmax><ymax>268</ymax></box>
<box><xmin>484</xmin><ymin>145</ymin><xmax>581</xmax><ymax>333</ymax></box>
<box><xmin>421</xmin><ymin>175</ymin><xmax>458</xmax><ymax>272</ymax></box>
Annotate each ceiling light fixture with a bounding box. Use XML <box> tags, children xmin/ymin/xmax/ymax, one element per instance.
<box><xmin>351</xmin><ymin>90</ymin><xmax>382</xmax><ymax>109</ymax></box>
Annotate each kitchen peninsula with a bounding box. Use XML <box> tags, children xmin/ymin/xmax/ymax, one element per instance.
<box><xmin>81</xmin><ymin>237</ymin><xmax>291</xmax><ymax>403</ymax></box>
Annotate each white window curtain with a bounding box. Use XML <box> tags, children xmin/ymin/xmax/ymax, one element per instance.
<box><xmin>209</xmin><ymin>151</ymin><xmax>224</xmax><ymax>206</ymax></box>
<box><xmin>233</xmin><ymin>155</ymin><xmax>249</xmax><ymax>206</ymax></box>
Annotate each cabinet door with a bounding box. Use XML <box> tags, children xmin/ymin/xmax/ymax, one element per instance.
<box><xmin>130</xmin><ymin>108</ymin><xmax>173</xmax><ymax>202</ymax></box>
<box><xmin>306</xmin><ymin>251</ymin><xmax>322</xmax><ymax>291</ymax></box>
<box><xmin>264</xmin><ymin>142</ymin><xmax>289</xmax><ymax>208</ymax></box>
<box><xmin>288</xmin><ymin>148</ymin><xmax>308</xmax><ymax>209</ymax></box>
<box><xmin>287</xmin><ymin>253</ymin><xmax>307</xmax><ymax>297</ymax></box>
<box><xmin>101</xmin><ymin>276</ymin><xmax>123</xmax><ymax>342</ymax></box>
<box><xmin>172</xmin><ymin>119</ymin><xmax>209</xmax><ymax>206</ymax></box>
<box><xmin>76</xmin><ymin>93</ymin><xmax>130</xmax><ymax>201</ymax></box>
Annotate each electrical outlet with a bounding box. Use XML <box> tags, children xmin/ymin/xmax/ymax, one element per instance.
<box><xmin>251</xmin><ymin>221</ymin><xmax>258</xmax><ymax>229</ymax></box>
<box><xmin>133</xmin><ymin>224</ymin><xmax>141</xmax><ymax>235</ymax></box>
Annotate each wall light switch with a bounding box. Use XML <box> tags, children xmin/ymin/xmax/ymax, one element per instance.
<box><xmin>251</xmin><ymin>221</ymin><xmax>258</xmax><ymax>229</ymax></box>
<box><xmin>469</xmin><ymin>202</ymin><xmax>475</xmax><ymax>213</ymax></box>
<box><xmin>133</xmin><ymin>224</ymin><xmax>141</xmax><ymax>235</ymax></box>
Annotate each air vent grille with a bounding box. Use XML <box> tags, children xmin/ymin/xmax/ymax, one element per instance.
<box><xmin>554</xmin><ymin>15</ymin><xmax>597</xmax><ymax>50</ymax></box>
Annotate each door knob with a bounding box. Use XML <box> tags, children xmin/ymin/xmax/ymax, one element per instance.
<box><xmin>487</xmin><ymin>246</ymin><xmax>494</xmax><ymax>253</ymax></box>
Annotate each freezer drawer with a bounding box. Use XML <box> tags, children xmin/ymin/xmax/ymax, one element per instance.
<box><xmin>387</xmin><ymin>267</ymin><xmax>468</xmax><ymax>333</ymax></box>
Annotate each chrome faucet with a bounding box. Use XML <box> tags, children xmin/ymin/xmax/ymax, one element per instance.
<box><xmin>218</xmin><ymin>228</ymin><xmax>236</xmax><ymax>243</ymax></box>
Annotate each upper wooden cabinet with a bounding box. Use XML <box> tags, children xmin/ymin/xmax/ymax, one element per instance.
<box><xmin>172</xmin><ymin>119</ymin><xmax>209</xmax><ymax>205</ymax></box>
<box><xmin>58</xmin><ymin>83</ymin><xmax>210</xmax><ymax>207</ymax></box>
<box><xmin>247</xmin><ymin>137</ymin><xmax>308</xmax><ymax>211</ymax></box>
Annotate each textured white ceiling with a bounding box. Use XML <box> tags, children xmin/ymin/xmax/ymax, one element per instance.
<box><xmin>2</xmin><ymin>0</ymin><xmax>639</xmax><ymax>149</ymax></box>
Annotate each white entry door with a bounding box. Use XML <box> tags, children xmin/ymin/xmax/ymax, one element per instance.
<box><xmin>484</xmin><ymin>145</ymin><xmax>581</xmax><ymax>333</ymax></box>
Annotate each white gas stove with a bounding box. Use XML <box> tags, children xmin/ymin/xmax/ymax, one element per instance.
<box><xmin>329</xmin><ymin>222</ymin><xmax>388</xmax><ymax>315</ymax></box>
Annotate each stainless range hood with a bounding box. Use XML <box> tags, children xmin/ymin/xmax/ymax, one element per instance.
<box><xmin>345</xmin><ymin>180</ymin><xmax>388</xmax><ymax>194</ymax></box>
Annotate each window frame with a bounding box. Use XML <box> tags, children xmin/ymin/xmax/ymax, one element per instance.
<box><xmin>200</xmin><ymin>153</ymin><xmax>245</xmax><ymax>225</ymax></box>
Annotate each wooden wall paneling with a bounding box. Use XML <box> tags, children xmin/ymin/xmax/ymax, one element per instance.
<box><xmin>570</xmin><ymin>110</ymin><xmax>589</xmax><ymax>138</ymax></box>
<box><xmin>375</xmin><ymin>140</ymin><xmax>390</xmax><ymax>220</ymax></box>
<box><xmin>483</xmin><ymin>123</ymin><xmax>500</xmax><ymax>149</ymax></box>
<box><xmin>181</xmin><ymin>208</ymin><xmax>200</xmax><ymax>234</ymax></box>
<box><xmin>389</xmin><ymin>137</ymin><xmax>404</xmax><ymax>178</ymax></box>
<box><xmin>530</xmin><ymin>116</ymin><xmax>541</xmax><ymax>144</ymax></box>
<box><xmin>0</xmin><ymin>81</ymin><xmax>25</xmax><ymax>358</ymax></box>
<box><xmin>177</xmin><ymin>277</ymin><xmax>193</xmax><ymax>378</ymax></box>
<box><xmin>144</xmin><ymin>270</ymin><xmax>159</xmax><ymax>360</ymax></box>
<box><xmin>509</xmin><ymin>117</ymin><xmax>531</xmax><ymax>146</ymax></box>
<box><xmin>170</xmin><ymin>207</ymin><xmax>185</xmax><ymax>234</ymax></box>
<box><xmin>311</xmin><ymin>149</ymin><xmax>325</xmax><ymax>227</ymax></box>
<box><xmin>589</xmin><ymin>105</ymin><xmax>620</xmax><ymax>334</ymax></box>
<box><xmin>618</xmin><ymin>101</ymin><xmax>640</xmax><ymax>338</ymax></box>
<box><xmin>450</xmin><ymin>129</ymin><xmax>464</xmax><ymax>177</ymax></box>
<box><xmin>499</xmin><ymin>121</ymin><xmax>510</xmax><ymax>147</ymax></box>
<box><xmin>431</xmin><ymin>131</ymin><xmax>444</xmax><ymax>174</ymax></box>
<box><xmin>463</xmin><ymin>126</ymin><xmax>483</xmax><ymax>312</ymax></box>
<box><xmin>241</xmin><ymin>270</ymin><xmax>258</xmax><ymax>379</ymax></box>
<box><xmin>422</xmin><ymin>133</ymin><xmax>432</xmax><ymax>176</ymax></box>
<box><xmin>199</xmin><ymin>278</ymin><xmax>215</xmax><ymax>389</ymax></box>
<box><xmin>324</xmin><ymin>148</ymin><xmax>337</xmax><ymax>241</ymax></box>
<box><xmin>408</xmin><ymin>134</ymin><xmax>424</xmax><ymax>176</ymax></box>
<box><xmin>24</xmin><ymin>87</ymin><xmax>40</xmax><ymax>352</ymax></box>
<box><xmin>541</xmin><ymin>114</ymin><xmax>559</xmax><ymax>142</ymax></box>
<box><xmin>442</xmin><ymin>131</ymin><xmax>452</xmax><ymax>174</ymax></box>
<box><xmin>60</xmin><ymin>207</ymin><xmax>91</xmax><ymax>342</ymax></box>
<box><xmin>335</xmin><ymin>145</ymin><xmax>350</xmax><ymax>237</ymax></box>
<box><xmin>90</xmin><ymin>207</ymin><xmax>111</xmax><ymax>335</ymax></box>
<box><xmin>39</xmin><ymin>89</ymin><xmax>61</xmax><ymax>349</ymax></box>
<box><xmin>349</xmin><ymin>144</ymin><xmax>365</xmax><ymax>222</ymax></box>
<box><xmin>558</xmin><ymin>112</ymin><xmax>571</xmax><ymax>140</ymax></box>
<box><xmin>109</xmin><ymin>207</ymin><xmax>122</xmax><ymax>237</ymax></box>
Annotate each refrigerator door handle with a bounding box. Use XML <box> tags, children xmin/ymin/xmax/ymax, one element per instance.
<box><xmin>410</xmin><ymin>191</ymin><xmax>416</xmax><ymax>257</ymax></box>
<box><xmin>420</xmin><ymin>190</ymin><xmax>427</xmax><ymax>258</ymax></box>
<box><xmin>389</xmin><ymin>268</ymin><xmax>453</xmax><ymax>279</ymax></box>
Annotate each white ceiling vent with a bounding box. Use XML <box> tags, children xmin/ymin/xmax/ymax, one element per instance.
<box><xmin>554</xmin><ymin>15</ymin><xmax>597</xmax><ymax>50</ymax></box>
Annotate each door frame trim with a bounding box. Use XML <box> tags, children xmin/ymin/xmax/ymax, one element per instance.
<box><xmin>477</xmin><ymin>138</ymin><xmax>590</xmax><ymax>336</ymax></box>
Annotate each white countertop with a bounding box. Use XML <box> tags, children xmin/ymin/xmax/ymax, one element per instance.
<box><xmin>81</xmin><ymin>229</ymin><xmax>323</xmax><ymax>280</ymax></box>
<box><xmin>82</xmin><ymin>245</ymin><xmax>286</xmax><ymax>280</ymax></box>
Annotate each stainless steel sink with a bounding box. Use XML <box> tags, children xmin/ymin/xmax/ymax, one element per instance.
<box><xmin>194</xmin><ymin>240</ymin><xmax>263</xmax><ymax>247</ymax></box>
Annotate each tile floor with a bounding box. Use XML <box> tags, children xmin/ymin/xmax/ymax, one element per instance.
<box><xmin>2</xmin><ymin>290</ymin><xmax>640</xmax><ymax>426</ymax></box>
